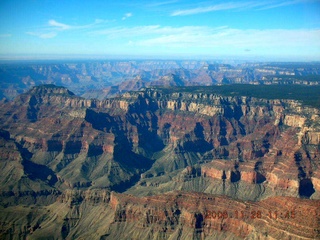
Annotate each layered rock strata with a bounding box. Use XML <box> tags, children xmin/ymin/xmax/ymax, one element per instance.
<box><xmin>0</xmin><ymin>190</ymin><xmax>319</xmax><ymax>239</ymax></box>
<box><xmin>0</xmin><ymin>84</ymin><xmax>319</xmax><ymax>239</ymax></box>
<box><xmin>0</xmin><ymin>85</ymin><xmax>319</xmax><ymax>199</ymax></box>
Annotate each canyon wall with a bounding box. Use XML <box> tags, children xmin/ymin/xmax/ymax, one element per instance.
<box><xmin>0</xmin><ymin>190</ymin><xmax>319</xmax><ymax>239</ymax></box>
<box><xmin>0</xmin><ymin>85</ymin><xmax>319</xmax><ymax>199</ymax></box>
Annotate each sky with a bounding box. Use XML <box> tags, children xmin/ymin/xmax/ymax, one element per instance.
<box><xmin>0</xmin><ymin>0</ymin><xmax>320</xmax><ymax>60</ymax></box>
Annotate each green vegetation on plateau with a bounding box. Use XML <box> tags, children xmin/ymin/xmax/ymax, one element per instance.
<box><xmin>153</xmin><ymin>84</ymin><xmax>320</xmax><ymax>109</ymax></box>
<box><xmin>271</xmin><ymin>75</ymin><xmax>320</xmax><ymax>82</ymax></box>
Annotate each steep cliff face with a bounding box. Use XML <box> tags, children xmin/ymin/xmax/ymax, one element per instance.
<box><xmin>0</xmin><ymin>190</ymin><xmax>319</xmax><ymax>240</ymax></box>
<box><xmin>129</xmin><ymin>88</ymin><xmax>319</xmax><ymax>200</ymax></box>
<box><xmin>0</xmin><ymin>85</ymin><xmax>156</xmax><ymax>193</ymax></box>
<box><xmin>106</xmin><ymin>191</ymin><xmax>320</xmax><ymax>240</ymax></box>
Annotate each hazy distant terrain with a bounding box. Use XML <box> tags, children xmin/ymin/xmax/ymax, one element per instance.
<box><xmin>1</xmin><ymin>60</ymin><xmax>320</xmax><ymax>100</ymax></box>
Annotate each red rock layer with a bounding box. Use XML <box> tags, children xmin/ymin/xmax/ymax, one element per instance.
<box><xmin>107</xmin><ymin>191</ymin><xmax>320</xmax><ymax>239</ymax></box>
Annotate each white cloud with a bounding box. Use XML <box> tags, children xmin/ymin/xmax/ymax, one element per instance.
<box><xmin>171</xmin><ymin>0</ymin><xmax>316</xmax><ymax>16</ymax></box>
<box><xmin>257</xmin><ymin>2</ymin><xmax>294</xmax><ymax>10</ymax></box>
<box><xmin>26</xmin><ymin>32</ymin><xmax>57</xmax><ymax>39</ymax></box>
<box><xmin>171</xmin><ymin>2</ymin><xmax>258</xmax><ymax>16</ymax></box>
<box><xmin>256</xmin><ymin>0</ymin><xmax>315</xmax><ymax>10</ymax></box>
<box><xmin>27</xmin><ymin>19</ymin><xmax>110</xmax><ymax>39</ymax></box>
<box><xmin>48</xmin><ymin>20</ymin><xmax>72</xmax><ymax>30</ymax></box>
<box><xmin>122</xmin><ymin>13</ymin><xmax>133</xmax><ymax>20</ymax></box>
<box><xmin>48</xmin><ymin>19</ymin><xmax>108</xmax><ymax>31</ymax></box>
<box><xmin>92</xmin><ymin>25</ymin><xmax>228</xmax><ymax>38</ymax></box>
<box><xmin>140</xmin><ymin>28</ymin><xmax>320</xmax><ymax>48</ymax></box>
<box><xmin>92</xmin><ymin>25</ymin><xmax>161</xmax><ymax>37</ymax></box>
<box><xmin>147</xmin><ymin>0</ymin><xmax>179</xmax><ymax>7</ymax></box>
<box><xmin>91</xmin><ymin>25</ymin><xmax>320</xmax><ymax>52</ymax></box>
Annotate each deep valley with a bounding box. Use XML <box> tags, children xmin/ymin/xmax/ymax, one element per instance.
<box><xmin>0</xmin><ymin>79</ymin><xmax>319</xmax><ymax>239</ymax></box>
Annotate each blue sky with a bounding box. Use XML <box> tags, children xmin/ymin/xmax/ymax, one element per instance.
<box><xmin>0</xmin><ymin>0</ymin><xmax>320</xmax><ymax>60</ymax></box>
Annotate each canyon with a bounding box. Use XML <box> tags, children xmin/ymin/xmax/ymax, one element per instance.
<box><xmin>0</xmin><ymin>83</ymin><xmax>319</xmax><ymax>239</ymax></box>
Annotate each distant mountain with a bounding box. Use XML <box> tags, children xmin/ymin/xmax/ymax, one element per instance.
<box><xmin>118</xmin><ymin>75</ymin><xmax>149</xmax><ymax>91</ymax></box>
<box><xmin>1</xmin><ymin>60</ymin><xmax>320</xmax><ymax>100</ymax></box>
<box><xmin>150</xmin><ymin>73</ymin><xmax>185</xmax><ymax>86</ymax></box>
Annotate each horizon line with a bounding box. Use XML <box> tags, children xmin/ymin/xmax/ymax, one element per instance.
<box><xmin>0</xmin><ymin>54</ymin><xmax>319</xmax><ymax>63</ymax></box>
